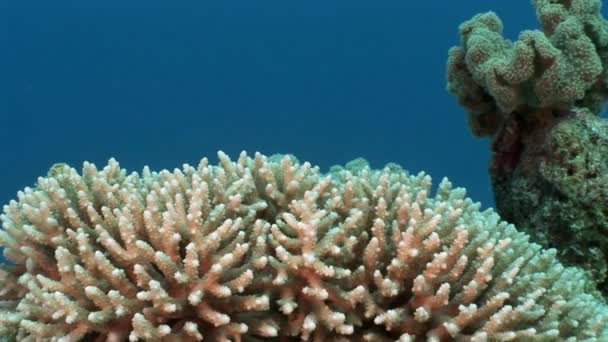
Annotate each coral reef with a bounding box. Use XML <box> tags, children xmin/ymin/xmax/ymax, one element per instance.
<box><xmin>447</xmin><ymin>0</ymin><xmax>608</xmax><ymax>292</ymax></box>
<box><xmin>1</xmin><ymin>152</ymin><xmax>607</xmax><ymax>341</ymax></box>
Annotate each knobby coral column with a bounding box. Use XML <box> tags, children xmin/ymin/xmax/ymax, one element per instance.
<box><xmin>447</xmin><ymin>0</ymin><xmax>608</xmax><ymax>292</ymax></box>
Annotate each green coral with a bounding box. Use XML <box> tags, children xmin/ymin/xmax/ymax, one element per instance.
<box><xmin>47</xmin><ymin>162</ymin><xmax>70</xmax><ymax>178</ymax></box>
<box><xmin>491</xmin><ymin>109</ymin><xmax>608</xmax><ymax>290</ymax></box>
<box><xmin>447</xmin><ymin>0</ymin><xmax>608</xmax><ymax>296</ymax></box>
<box><xmin>447</xmin><ymin>0</ymin><xmax>608</xmax><ymax>137</ymax></box>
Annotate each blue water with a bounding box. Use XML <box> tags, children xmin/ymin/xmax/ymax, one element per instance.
<box><xmin>1</xmin><ymin>1</ymin><xmax>591</xmax><ymax>264</ymax></box>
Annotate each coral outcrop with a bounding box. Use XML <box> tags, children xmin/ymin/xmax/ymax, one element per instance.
<box><xmin>1</xmin><ymin>152</ymin><xmax>606</xmax><ymax>340</ymax></box>
<box><xmin>447</xmin><ymin>0</ymin><xmax>608</xmax><ymax>292</ymax></box>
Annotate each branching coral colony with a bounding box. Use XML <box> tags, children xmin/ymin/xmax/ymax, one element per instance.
<box><xmin>447</xmin><ymin>0</ymin><xmax>608</xmax><ymax>291</ymax></box>
<box><xmin>2</xmin><ymin>0</ymin><xmax>608</xmax><ymax>341</ymax></box>
<box><xmin>0</xmin><ymin>152</ymin><xmax>607</xmax><ymax>341</ymax></box>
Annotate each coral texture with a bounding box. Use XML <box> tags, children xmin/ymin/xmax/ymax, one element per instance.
<box><xmin>490</xmin><ymin>108</ymin><xmax>608</xmax><ymax>291</ymax></box>
<box><xmin>446</xmin><ymin>0</ymin><xmax>608</xmax><ymax>137</ymax></box>
<box><xmin>0</xmin><ymin>152</ymin><xmax>607</xmax><ymax>341</ymax></box>
<box><xmin>446</xmin><ymin>0</ymin><xmax>608</xmax><ymax>294</ymax></box>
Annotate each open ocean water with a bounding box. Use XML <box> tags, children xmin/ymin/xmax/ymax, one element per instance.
<box><xmin>2</xmin><ymin>0</ymin><xmax>604</xmax><ymax>266</ymax></box>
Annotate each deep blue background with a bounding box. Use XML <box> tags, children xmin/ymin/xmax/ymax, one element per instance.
<box><xmin>2</xmin><ymin>1</ymin><xmax>602</xmax><ymax>266</ymax></box>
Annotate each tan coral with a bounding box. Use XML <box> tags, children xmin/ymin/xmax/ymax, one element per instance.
<box><xmin>0</xmin><ymin>151</ymin><xmax>607</xmax><ymax>341</ymax></box>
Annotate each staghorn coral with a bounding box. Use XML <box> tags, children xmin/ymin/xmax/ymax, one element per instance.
<box><xmin>0</xmin><ymin>152</ymin><xmax>607</xmax><ymax>341</ymax></box>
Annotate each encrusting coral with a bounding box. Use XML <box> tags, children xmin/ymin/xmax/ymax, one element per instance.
<box><xmin>0</xmin><ymin>152</ymin><xmax>607</xmax><ymax>341</ymax></box>
<box><xmin>489</xmin><ymin>108</ymin><xmax>608</xmax><ymax>289</ymax></box>
<box><xmin>446</xmin><ymin>0</ymin><xmax>608</xmax><ymax>292</ymax></box>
